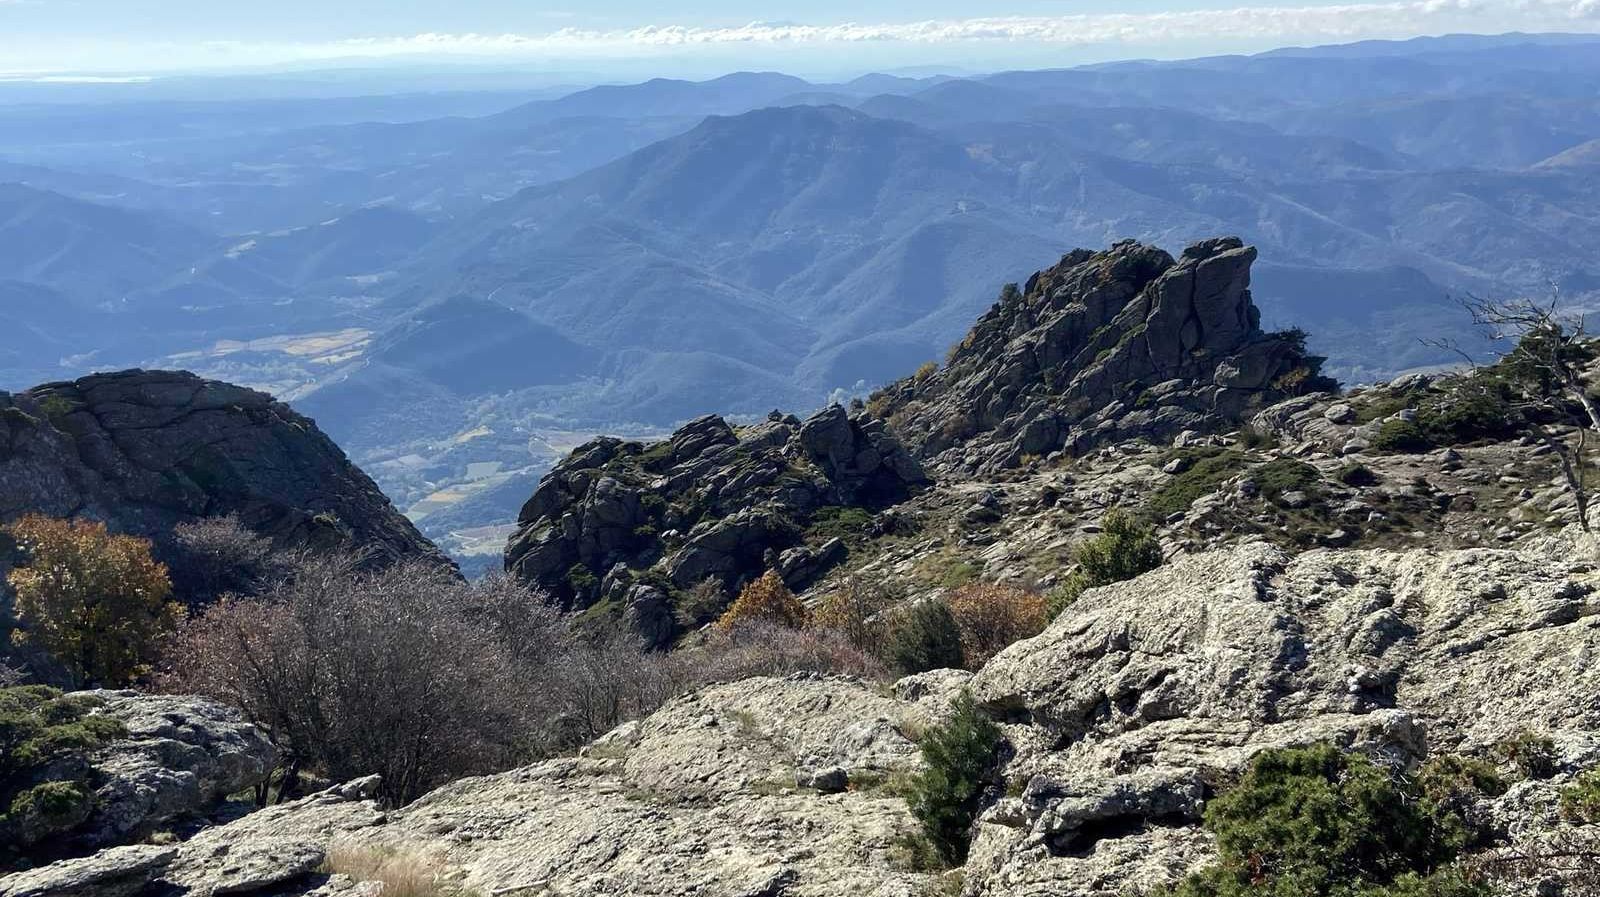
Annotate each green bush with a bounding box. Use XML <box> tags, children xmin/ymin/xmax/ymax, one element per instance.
<box><xmin>1155</xmin><ymin>744</ymin><xmax>1485</xmax><ymax>897</ymax></box>
<box><xmin>905</xmin><ymin>691</ymin><xmax>1001</xmax><ymax>866</ymax></box>
<box><xmin>567</xmin><ymin>563</ymin><xmax>600</xmax><ymax>597</ymax></box>
<box><xmin>1372</xmin><ymin>418</ymin><xmax>1432</xmax><ymax>453</ymax></box>
<box><xmin>1366</xmin><ymin>375</ymin><xmax>1519</xmax><ymax>455</ymax></box>
<box><xmin>1560</xmin><ymin>768</ymin><xmax>1600</xmax><ymax>823</ymax></box>
<box><xmin>1336</xmin><ymin>463</ymin><xmax>1381</xmax><ymax>487</ymax></box>
<box><xmin>1237</xmin><ymin>425</ymin><xmax>1279</xmax><ymax>450</ymax></box>
<box><xmin>1051</xmin><ymin>509</ymin><xmax>1164</xmax><ymax>615</ymax></box>
<box><xmin>807</xmin><ymin>506</ymin><xmax>875</xmax><ymax>545</ymax></box>
<box><xmin>0</xmin><ymin>686</ymin><xmax>125</xmax><ymax>859</ymax></box>
<box><xmin>1416</xmin><ymin>755</ymin><xmax>1507</xmax><ymax>853</ymax></box>
<box><xmin>1496</xmin><ymin>730</ymin><xmax>1558</xmax><ymax>780</ymax></box>
<box><xmin>885</xmin><ymin>601</ymin><xmax>965</xmax><ymax>675</ymax></box>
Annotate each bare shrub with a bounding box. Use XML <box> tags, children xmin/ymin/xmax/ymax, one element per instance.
<box><xmin>813</xmin><ymin>576</ymin><xmax>900</xmax><ymax>652</ymax></box>
<box><xmin>673</xmin><ymin>577</ymin><xmax>728</xmax><ymax>630</ymax></box>
<box><xmin>162</xmin><ymin>556</ymin><xmax>544</xmax><ymax>806</ymax></box>
<box><xmin>692</xmin><ymin>620</ymin><xmax>886</xmax><ymax>683</ymax></box>
<box><xmin>545</xmin><ymin>629</ymin><xmax>686</xmax><ymax>747</ymax></box>
<box><xmin>164</xmin><ymin>555</ymin><xmax>894</xmax><ymax>807</ymax></box>
<box><xmin>166</xmin><ymin>515</ymin><xmax>288</xmax><ymax>605</ymax></box>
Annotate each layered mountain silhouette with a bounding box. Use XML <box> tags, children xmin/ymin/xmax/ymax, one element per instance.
<box><xmin>4</xmin><ymin>32</ymin><xmax>1600</xmax><ymax>561</ymax></box>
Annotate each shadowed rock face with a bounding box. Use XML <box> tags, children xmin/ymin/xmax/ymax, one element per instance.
<box><xmin>872</xmin><ymin>237</ymin><xmax>1334</xmax><ymax>474</ymax></box>
<box><xmin>504</xmin><ymin>405</ymin><xmax>926</xmax><ymax>643</ymax></box>
<box><xmin>0</xmin><ymin>369</ymin><xmax>448</xmax><ymax>570</ymax></box>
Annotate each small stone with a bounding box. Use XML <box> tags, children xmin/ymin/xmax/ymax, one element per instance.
<box><xmin>1163</xmin><ymin>457</ymin><xmax>1192</xmax><ymax>475</ymax></box>
<box><xmin>797</xmin><ymin>766</ymin><xmax>849</xmax><ymax>794</ymax></box>
<box><xmin>1341</xmin><ymin>438</ymin><xmax>1371</xmax><ymax>455</ymax></box>
<box><xmin>1323</xmin><ymin>403</ymin><xmax>1357</xmax><ymax>424</ymax></box>
<box><xmin>1279</xmin><ymin>491</ymin><xmax>1311</xmax><ymax>509</ymax></box>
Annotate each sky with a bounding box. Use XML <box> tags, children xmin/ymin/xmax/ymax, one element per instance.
<box><xmin>2</xmin><ymin>0</ymin><xmax>1600</xmax><ymax>76</ymax></box>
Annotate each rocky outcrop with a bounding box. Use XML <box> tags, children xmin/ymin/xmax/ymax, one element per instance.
<box><xmin>505</xmin><ymin>406</ymin><xmax>925</xmax><ymax>640</ymax></box>
<box><xmin>871</xmin><ymin>238</ymin><xmax>1335</xmax><ymax>474</ymax></box>
<box><xmin>50</xmin><ymin>678</ymin><xmax>934</xmax><ymax>897</ymax></box>
<box><xmin>0</xmin><ymin>369</ymin><xmax>448</xmax><ymax>571</ymax></box>
<box><xmin>963</xmin><ymin>538</ymin><xmax>1600</xmax><ymax>895</ymax></box>
<box><xmin>7</xmin><ymin>692</ymin><xmax>277</xmax><ymax>861</ymax></box>
<box><xmin>26</xmin><ymin>534</ymin><xmax>1600</xmax><ymax>895</ymax></box>
<box><xmin>0</xmin><ymin>846</ymin><xmax>177</xmax><ymax>897</ymax></box>
<box><xmin>82</xmin><ymin>692</ymin><xmax>279</xmax><ymax>851</ymax></box>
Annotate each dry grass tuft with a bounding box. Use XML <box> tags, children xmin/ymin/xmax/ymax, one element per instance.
<box><xmin>323</xmin><ymin>843</ymin><xmax>459</xmax><ymax>897</ymax></box>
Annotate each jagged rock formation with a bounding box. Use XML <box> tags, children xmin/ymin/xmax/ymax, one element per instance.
<box><xmin>0</xmin><ymin>370</ymin><xmax>448</xmax><ymax>569</ymax></box>
<box><xmin>9</xmin><ymin>691</ymin><xmax>276</xmax><ymax>862</ymax></box>
<box><xmin>871</xmin><ymin>238</ymin><xmax>1333</xmax><ymax>474</ymax></box>
<box><xmin>505</xmin><ymin>405</ymin><xmax>925</xmax><ymax>642</ymax></box>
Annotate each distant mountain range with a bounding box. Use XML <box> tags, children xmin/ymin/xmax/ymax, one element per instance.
<box><xmin>4</xmin><ymin>31</ymin><xmax>1599</xmax><ymax>563</ymax></box>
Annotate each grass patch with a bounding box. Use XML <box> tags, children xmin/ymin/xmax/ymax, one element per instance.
<box><xmin>1146</xmin><ymin>448</ymin><xmax>1248</xmax><ymax>519</ymax></box>
<box><xmin>807</xmin><ymin>506</ymin><xmax>875</xmax><ymax>546</ymax></box>
<box><xmin>1253</xmin><ymin>458</ymin><xmax>1321</xmax><ymax>502</ymax></box>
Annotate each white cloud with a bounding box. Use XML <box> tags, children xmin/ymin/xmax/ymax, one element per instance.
<box><xmin>270</xmin><ymin>0</ymin><xmax>1600</xmax><ymax>58</ymax></box>
<box><xmin>6</xmin><ymin>0</ymin><xmax>1598</xmax><ymax>73</ymax></box>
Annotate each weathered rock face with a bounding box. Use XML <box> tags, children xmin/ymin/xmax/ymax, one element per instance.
<box><xmin>41</xmin><ymin>678</ymin><xmax>935</xmax><ymax>897</ymax></box>
<box><xmin>82</xmin><ymin>692</ymin><xmax>279</xmax><ymax>852</ymax></box>
<box><xmin>5</xmin><ymin>691</ymin><xmax>276</xmax><ymax>864</ymax></box>
<box><xmin>964</xmin><ymin>538</ymin><xmax>1600</xmax><ymax>896</ymax></box>
<box><xmin>872</xmin><ymin>238</ymin><xmax>1334</xmax><ymax>474</ymax></box>
<box><xmin>25</xmin><ymin>537</ymin><xmax>1600</xmax><ymax>895</ymax></box>
<box><xmin>3</xmin><ymin>778</ymin><xmax>386</xmax><ymax>897</ymax></box>
<box><xmin>505</xmin><ymin>405</ymin><xmax>926</xmax><ymax>640</ymax></box>
<box><xmin>0</xmin><ymin>369</ymin><xmax>448</xmax><ymax>571</ymax></box>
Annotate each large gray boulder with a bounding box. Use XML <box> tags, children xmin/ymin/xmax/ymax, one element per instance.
<box><xmin>0</xmin><ymin>846</ymin><xmax>176</xmax><ymax>897</ymax></box>
<box><xmin>82</xmin><ymin>692</ymin><xmax>279</xmax><ymax>850</ymax></box>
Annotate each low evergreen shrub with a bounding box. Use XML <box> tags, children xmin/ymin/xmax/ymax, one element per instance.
<box><xmin>905</xmin><ymin>691</ymin><xmax>1001</xmax><ymax>866</ymax></box>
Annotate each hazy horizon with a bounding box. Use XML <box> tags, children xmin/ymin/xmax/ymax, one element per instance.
<box><xmin>3</xmin><ymin>0</ymin><xmax>1600</xmax><ymax>78</ymax></box>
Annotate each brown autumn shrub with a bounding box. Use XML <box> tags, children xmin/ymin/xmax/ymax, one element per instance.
<box><xmin>4</xmin><ymin>515</ymin><xmax>180</xmax><ymax>687</ymax></box>
<box><xmin>944</xmin><ymin>581</ymin><xmax>1049</xmax><ymax>668</ymax></box>
<box><xmin>715</xmin><ymin>570</ymin><xmax>809</xmax><ymax>631</ymax></box>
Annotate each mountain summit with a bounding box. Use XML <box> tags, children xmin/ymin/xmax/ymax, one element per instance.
<box><xmin>871</xmin><ymin>237</ymin><xmax>1335</xmax><ymax>473</ymax></box>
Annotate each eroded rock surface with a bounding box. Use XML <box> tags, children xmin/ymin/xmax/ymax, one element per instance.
<box><xmin>70</xmin><ymin>678</ymin><xmax>936</xmax><ymax>897</ymax></box>
<box><xmin>964</xmin><ymin>538</ymin><xmax>1600</xmax><ymax>896</ymax></box>
<box><xmin>84</xmin><ymin>692</ymin><xmax>279</xmax><ymax>850</ymax></box>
